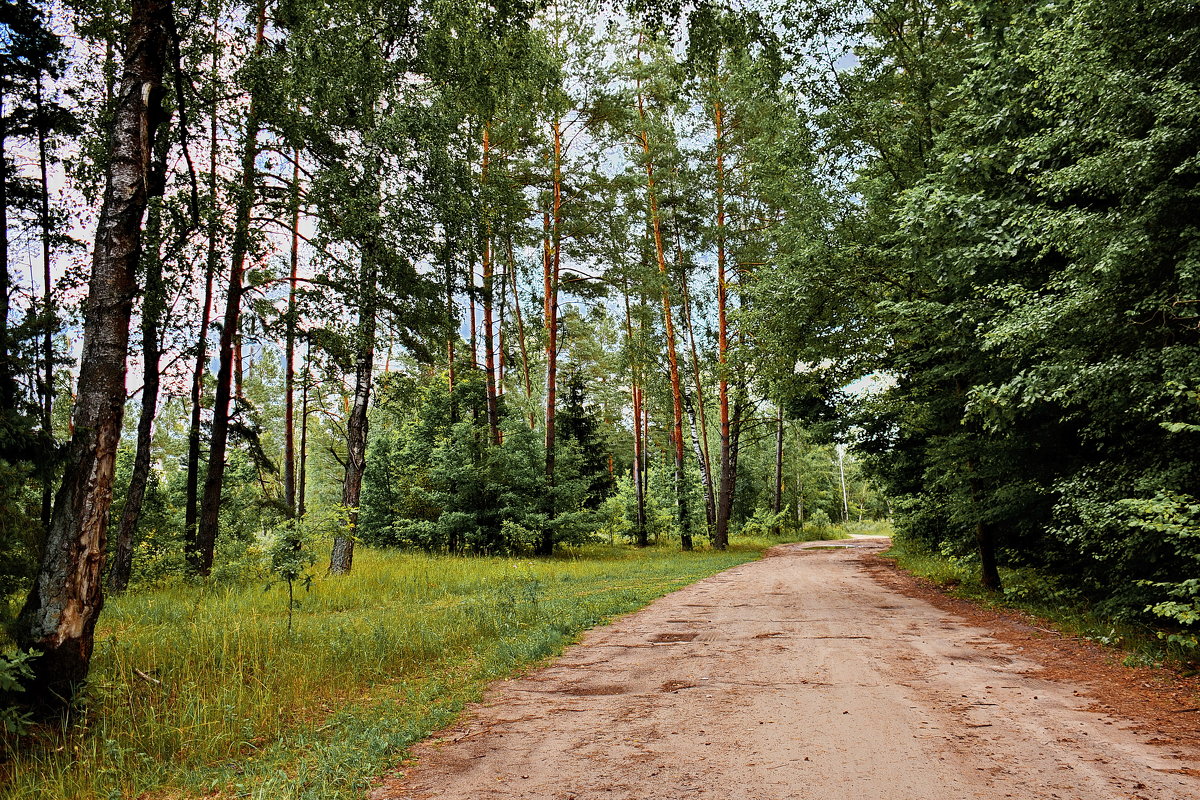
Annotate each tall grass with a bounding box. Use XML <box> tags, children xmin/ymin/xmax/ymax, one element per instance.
<box><xmin>2</xmin><ymin>540</ymin><xmax>778</xmax><ymax>799</ymax></box>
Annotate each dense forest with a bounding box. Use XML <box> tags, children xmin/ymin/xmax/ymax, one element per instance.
<box><xmin>1</xmin><ymin>0</ymin><xmax>1197</xmax><ymax>720</ymax></box>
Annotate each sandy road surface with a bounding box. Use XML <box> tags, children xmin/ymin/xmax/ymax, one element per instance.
<box><xmin>374</xmin><ymin>539</ymin><xmax>1200</xmax><ymax>800</ymax></box>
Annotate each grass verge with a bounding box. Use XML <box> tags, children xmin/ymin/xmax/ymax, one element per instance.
<box><xmin>2</xmin><ymin>536</ymin><xmax>791</xmax><ymax>800</ymax></box>
<box><xmin>880</xmin><ymin>535</ymin><xmax>1199</xmax><ymax>674</ymax></box>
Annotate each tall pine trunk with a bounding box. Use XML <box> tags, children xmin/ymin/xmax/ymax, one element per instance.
<box><xmin>481</xmin><ymin>126</ymin><xmax>500</xmax><ymax>444</ymax></box>
<box><xmin>194</xmin><ymin>0</ymin><xmax>266</xmax><ymax>575</ymax></box>
<box><xmin>283</xmin><ymin>151</ymin><xmax>301</xmax><ymax>516</ymax></box>
<box><xmin>298</xmin><ymin>338</ymin><xmax>310</xmax><ymax>517</ymax></box>
<box><xmin>623</xmin><ymin>290</ymin><xmax>648</xmax><ymax>546</ymax></box>
<box><xmin>108</xmin><ymin>194</ymin><xmax>166</xmax><ymax>592</ymax></box>
<box><xmin>679</xmin><ymin>264</ymin><xmax>715</xmax><ymax>528</ymax></box>
<box><xmin>712</xmin><ymin>97</ymin><xmax>732</xmax><ymax>550</ymax></box>
<box><xmin>538</xmin><ymin>120</ymin><xmax>563</xmax><ymax>557</ymax></box>
<box><xmin>16</xmin><ymin>0</ymin><xmax>173</xmax><ymax>705</ymax></box>
<box><xmin>36</xmin><ymin>80</ymin><xmax>56</xmax><ymax>528</ymax></box>
<box><xmin>772</xmin><ymin>405</ymin><xmax>784</xmax><ymax>516</ymax></box>
<box><xmin>183</xmin><ymin>9</ymin><xmax>221</xmax><ymax>560</ymax></box>
<box><xmin>443</xmin><ymin>238</ymin><xmax>457</xmax><ymax>419</ymax></box>
<box><xmin>0</xmin><ymin>95</ymin><xmax>12</xmax><ymax>416</ymax></box>
<box><xmin>636</xmin><ymin>72</ymin><xmax>690</xmax><ymax>551</ymax></box>
<box><xmin>502</xmin><ymin>236</ymin><xmax>534</xmax><ymax>428</ymax></box>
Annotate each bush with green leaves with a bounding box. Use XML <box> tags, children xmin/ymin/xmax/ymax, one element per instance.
<box><xmin>360</xmin><ymin>369</ymin><xmax>608</xmax><ymax>554</ymax></box>
<box><xmin>0</xmin><ymin>649</ymin><xmax>35</xmax><ymax>735</ymax></box>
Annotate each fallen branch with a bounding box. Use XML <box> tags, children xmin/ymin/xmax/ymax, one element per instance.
<box><xmin>133</xmin><ymin>668</ymin><xmax>162</xmax><ymax>686</ymax></box>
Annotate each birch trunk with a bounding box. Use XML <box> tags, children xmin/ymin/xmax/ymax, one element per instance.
<box><xmin>16</xmin><ymin>0</ymin><xmax>173</xmax><ymax>704</ymax></box>
<box><xmin>330</xmin><ymin>251</ymin><xmax>376</xmax><ymax>574</ymax></box>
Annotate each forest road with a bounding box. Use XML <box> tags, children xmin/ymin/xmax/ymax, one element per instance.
<box><xmin>373</xmin><ymin>539</ymin><xmax>1200</xmax><ymax>800</ymax></box>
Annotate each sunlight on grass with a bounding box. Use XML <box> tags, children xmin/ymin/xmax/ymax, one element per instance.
<box><xmin>2</xmin><ymin>539</ymin><xmax>788</xmax><ymax>800</ymax></box>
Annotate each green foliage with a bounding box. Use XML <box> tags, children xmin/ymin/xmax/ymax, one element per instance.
<box><xmin>1120</xmin><ymin>493</ymin><xmax>1200</xmax><ymax>638</ymax></box>
<box><xmin>737</xmin><ymin>508</ymin><xmax>787</xmax><ymax>539</ymax></box>
<box><xmin>267</xmin><ymin>517</ymin><xmax>320</xmax><ymax>634</ymax></box>
<box><xmin>361</xmin><ymin>369</ymin><xmax>605</xmax><ymax>554</ymax></box>
<box><xmin>0</xmin><ymin>458</ymin><xmax>41</xmax><ymax>626</ymax></box>
<box><xmin>804</xmin><ymin>508</ymin><xmax>832</xmax><ymax>536</ymax></box>
<box><xmin>0</xmin><ymin>649</ymin><xmax>35</xmax><ymax>736</ymax></box>
<box><xmin>753</xmin><ymin>0</ymin><xmax>1200</xmax><ymax>618</ymax></box>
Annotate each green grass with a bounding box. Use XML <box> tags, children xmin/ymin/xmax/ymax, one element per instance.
<box><xmin>2</xmin><ymin>537</ymin><xmax>787</xmax><ymax>800</ymax></box>
<box><xmin>880</xmin><ymin>536</ymin><xmax>1199</xmax><ymax>673</ymax></box>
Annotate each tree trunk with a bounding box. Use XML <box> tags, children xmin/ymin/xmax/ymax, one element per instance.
<box><xmin>467</xmin><ymin>259</ymin><xmax>478</xmax><ymax>371</ymax></box>
<box><xmin>194</xmin><ymin>0</ymin><xmax>267</xmax><ymax>575</ymax></box>
<box><xmin>16</xmin><ymin>0</ymin><xmax>172</xmax><ymax>706</ymax></box>
<box><xmin>183</xmin><ymin>13</ymin><xmax>221</xmax><ymax>561</ymax></box>
<box><xmin>976</xmin><ymin>519</ymin><xmax>1002</xmax><ymax>592</ymax></box>
<box><xmin>481</xmin><ymin>127</ymin><xmax>500</xmax><ymax>444</ymax></box>
<box><xmin>36</xmin><ymin>79</ymin><xmax>56</xmax><ymax>529</ymax></box>
<box><xmin>967</xmin><ymin>471</ymin><xmax>1002</xmax><ymax>592</ymax></box>
<box><xmin>772</xmin><ymin>405</ymin><xmax>784</xmax><ymax>516</ymax></box>
<box><xmin>298</xmin><ymin>338</ymin><xmax>310</xmax><ymax>518</ymax></box>
<box><xmin>837</xmin><ymin>445</ymin><xmax>850</xmax><ymax>523</ymax></box>
<box><xmin>108</xmin><ymin>196</ymin><xmax>166</xmax><ymax>592</ymax></box>
<box><xmin>622</xmin><ymin>290</ymin><xmax>647</xmax><ymax>547</ymax></box>
<box><xmin>717</xmin><ymin>387</ymin><xmax>744</xmax><ymax>544</ymax></box>
<box><xmin>679</xmin><ymin>267</ymin><xmax>715</xmax><ymax>528</ymax></box>
<box><xmin>503</xmin><ymin>236</ymin><xmax>534</xmax><ymax>428</ymax></box>
<box><xmin>330</xmin><ymin>251</ymin><xmax>377</xmax><ymax>575</ymax></box>
<box><xmin>713</xmin><ymin>97</ymin><xmax>732</xmax><ymax>551</ymax></box>
<box><xmin>0</xmin><ymin>94</ymin><xmax>13</xmax><ymax>415</ymax></box>
<box><xmin>283</xmin><ymin>151</ymin><xmax>301</xmax><ymax>516</ymax></box>
<box><xmin>444</xmin><ymin>238</ymin><xmax>457</xmax><ymax>420</ymax></box>
<box><xmin>538</xmin><ymin>120</ymin><xmax>563</xmax><ymax>557</ymax></box>
<box><xmin>636</xmin><ymin>76</ymin><xmax>690</xmax><ymax>551</ymax></box>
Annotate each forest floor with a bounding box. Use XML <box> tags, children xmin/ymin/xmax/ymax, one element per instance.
<box><xmin>367</xmin><ymin>537</ymin><xmax>1200</xmax><ymax>800</ymax></box>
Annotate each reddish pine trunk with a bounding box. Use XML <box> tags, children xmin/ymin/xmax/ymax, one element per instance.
<box><xmin>636</xmin><ymin>76</ymin><xmax>690</xmax><ymax>551</ymax></box>
<box><xmin>16</xmin><ymin>0</ymin><xmax>173</xmax><ymax>706</ymax></box>
<box><xmin>713</xmin><ymin>98</ymin><xmax>732</xmax><ymax>550</ymax></box>
<box><xmin>539</xmin><ymin>121</ymin><xmax>563</xmax><ymax>556</ymax></box>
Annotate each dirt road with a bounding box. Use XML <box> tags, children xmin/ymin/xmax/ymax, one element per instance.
<box><xmin>374</xmin><ymin>539</ymin><xmax>1200</xmax><ymax>800</ymax></box>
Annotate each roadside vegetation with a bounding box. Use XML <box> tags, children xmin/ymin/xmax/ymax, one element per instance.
<box><xmin>0</xmin><ymin>528</ymin><xmax>849</xmax><ymax>800</ymax></box>
<box><xmin>882</xmin><ymin>537</ymin><xmax>1200</xmax><ymax>676</ymax></box>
